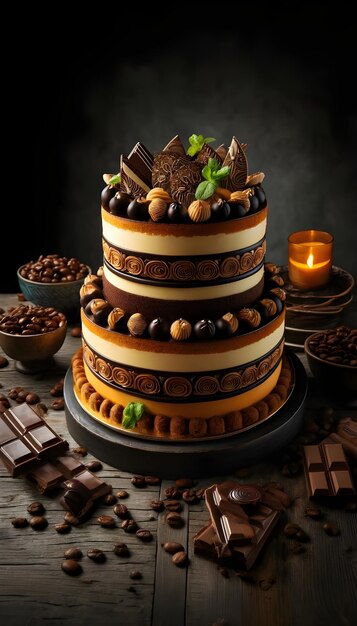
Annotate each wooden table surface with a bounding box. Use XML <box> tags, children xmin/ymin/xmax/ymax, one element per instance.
<box><xmin>1</xmin><ymin>293</ymin><xmax>356</xmax><ymax>626</ymax></box>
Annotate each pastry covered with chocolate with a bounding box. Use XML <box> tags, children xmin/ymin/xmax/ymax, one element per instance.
<box><xmin>73</xmin><ymin>132</ymin><xmax>287</xmax><ymax>440</ymax></box>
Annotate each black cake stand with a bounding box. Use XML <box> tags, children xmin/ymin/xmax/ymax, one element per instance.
<box><xmin>64</xmin><ymin>349</ymin><xmax>308</xmax><ymax>479</ymax></box>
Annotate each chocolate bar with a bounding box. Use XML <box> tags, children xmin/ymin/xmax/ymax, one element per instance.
<box><xmin>0</xmin><ymin>404</ymin><xmax>68</xmax><ymax>477</ymax></box>
<box><xmin>62</xmin><ymin>469</ymin><xmax>112</xmax><ymax>519</ymax></box>
<box><xmin>329</xmin><ymin>418</ymin><xmax>357</xmax><ymax>460</ymax></box>
<box><xmin>27</xmin><ymin>454</ymin><xmax>84</xmax><ymax>494</ymax></box>
<box><xmin>194</xmin><ymin>481</ymin><xmax>288</xmax><ymax>570</ymax></box>
<box><xmin>303</xmin><ymin>442</ymin><xmax>355</xmax><ymax>499</ymax></box>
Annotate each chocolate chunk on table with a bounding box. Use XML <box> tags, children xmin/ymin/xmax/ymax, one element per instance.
<box><xmin>303</xmin><ymin>441</ymin><xmax>356</xmax><ymax>499</ymax></box>
<box><xmin>27</xmin><ymin>454</ymin><xmax>85</xmax><ymax>494</ymax></box>
<box><xmin>62</xmin><ymin>469</ymin><xmax>112</xmax><ymax>519</ymax></box>
<box><xmin>0</xmin><ymin>404</ymin><xmax>68</xmax><ymax>477</ymax></box>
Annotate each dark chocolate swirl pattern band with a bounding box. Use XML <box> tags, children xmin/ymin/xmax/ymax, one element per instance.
<box><xmin>102</xmin><ymin>238</ymin><xmax>266</xmax><ymax>286</ymax></box>
<box><xmin>82</xmin><ymin>338</ymin><xmax>284</xmax><ymax>403</ymax></box>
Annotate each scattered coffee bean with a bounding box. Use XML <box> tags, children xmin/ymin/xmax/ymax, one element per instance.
<box><xmin>129</xmin><ymin>569</ymin><xmax>142</xmax><ymax>580</ymax></box>
<box><xmin>87</xmin><ymin>548</ymin><xmax>106</xmax><ymax>563</ymax></box>
<box><xmin>55</xmin><ymin>522</ymin><xmax>71</xmax><ymax>534</ymax></box>
<box><xmin>64</xmin><ymin>547</ymin><xmax>83</xmax><ymax>560</ymax></box>
<box><xmin>144</xmin><ymin>475</ymin><xmax>161</xmax><ymax>486</ymax></box>
<box><xmin>97</xmin><ymin>514</ymin><xmax>116</xmax><ymax>528</ymax></box>
<box><xmin>16</xmin><ymin>390</ymin><xmax>28</xmax><ymax>403</ymax></box>
<box><xmin>164</xmin><ymin>500</ymin><xmax>182</xmax><ymax>512</ymax></box>
<box><xmin>11</xmin><ymin>517</ymin><xmax>28</xmax><ymax>528</ymax></box>
<box><xmin>175</xmin><ymin>478</ymin><xmax>194</xmax><ymax>489</ymax></box>
<box><xmin>305</xmin><ymin>506</ymin><xmax>322</xmax><ymax>520</ymax></box>
<box><xmin>61</xmin><ymin>559</ymin><xmax>82</xmax><ymax>576</ymax></box>
<box><xmin>131</xmin><ymin>475</ymin><xmax>146</xmax><ymax>488</ymax></box>
<box><xmin>172</xmin><ymin>551</ymin><xmax>189</xmax><ymax>567</ymax></box>
<box><xmin>113</xmin><ymin>543</ymin><xmax>130</xmax><ymax>557</ymax></box>
<box><xmin>165</xmin><ymin>512</ymin><xmax>185</xmax><ymax>529</ymax></box>
<box><xmin>0</xmin><ymin>308</ymin><xmax>4</xmax><ymax>314</ymax></box>
<box><xmin>113</xmin><ymin>503</ymin><xmax>129</xmax><ymax>519</ymax></box>
<box><xmin>136</xmin><ymin>529</ymin><xmax>153</xmax><ymax>542</ymax></box>
<box><xmin>150</xmin><ymin>499</ymin><xmax>164</xmax><ymax>512</ymax></box>
<box><xmin>308</xmin><ymin>327</ymin><xmax>357</xmax><ymax>366</ymax></box>
<box><xmin>85</xmin><ymin>460</ymin><xmax>103</xmax><ymax>472</ymax></box>
<box><xmin>50</xmin><ymin>380</ymin><xmax>64</xmax><ymax>397</ymax></box>
<box><xmin>116</xmin><ymin>489</ymin><xmax>129</xmax><ymax>499</ymax></box>
<box><xmin>20</xmin><ymin>254</ymin><xmax>88</xmax><ymax>284</ymax></box>
<box><xmin>72</xmin><ymin>446</ymin><xmax>87</xmax><ymax>457</ymax></box>
<box><xmin>162</xmin><ymin>542</ymin><xmax>185</xmax><ymax>555</ymax></box>
<box><xmin>182</xmin><ymin>490</ymin><xmax>199</xmax><ymax>504</ymax></box>
<box><xmin>121</xmin><ymin>519</ymin><xmax>139</xmax><ymax>533</ymax></box>
<box><xmin>34</xmin><ymin>402</ymin><xmax>47</xmax><ymax>417</ymax></box>
<box><xmin>102</xmin><ymin>494</ymin><xmax>116</xmax><ymax>506</ymax></box>
<box><xmin>25</xmin><ymin>392</ymin><xmax>40</xmax><ymax>405</ymax></box>
<box><xmin>0</xmin><ymin>402</ymin><xmax>9</xmax><ymax>413</ymax></box>
<box><xmin>0</xmin><ymin>394</ymin><xmax>10</xmax><ymax>407</ymax></box>
<box><xmin>283</xmin><ymin>523</ymin><xmax>309</xmax><ymax>541</ymax></box>
<box><xmin>323</xmin><ymin>522</ymin><xmax>340</xmax><ymax>536</ymax></box>
<box><xmin>29</xmin><ymin>516</ymin><xmax>48</xmax><ymax>531</ymax></box>
<box><xmin>27</xmin><ymin>502</ymin><xmax>45</xmax><ymax>516</ymax></box>
<box><xmin>8</xmin><ymin>387</ymin><xmax>23</xmax><ymax>400</ymax></box>
<box><xmin>165</xmin><ymin>486</ymin><xmax>181</xmax><ymax>499</ymax></box>
<box><xmin>51</xmin><ymin>398</ymin><xmax>64</xmax><ymax>411</ymax></box>
<box><xmin>0</xmin><ymin>356</ymin><xmax>9</xmax><ymax>368</ymax></box>
<box><xmin>0</xmin><ymin>304</ymin><xmax>66</xmax><ymax>335</ymax></box>
<box><xmin>70</xmin><ymin>327</ymin><xmax>82</xmax><ymax>338</ymax></box>
<box><xmin>64</xmin><ymin>512</ymin><xmax>81</xmax><ymax>526</ymax></box>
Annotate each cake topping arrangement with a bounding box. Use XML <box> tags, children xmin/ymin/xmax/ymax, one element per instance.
<box><xmin>101</xmin><ymin>133</ymin><xmax>266</xmax><ymax>223</ymax></box>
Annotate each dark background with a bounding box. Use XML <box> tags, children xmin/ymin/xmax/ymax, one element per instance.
<box><xmin>3</xmin><ymin>2</ymin><xmax>357</xmax><ymax>292</ymax></box>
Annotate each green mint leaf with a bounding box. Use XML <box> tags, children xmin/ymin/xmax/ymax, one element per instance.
<box><xmin>195</xmin><ymin>180</ymin><xmax>217</xmax><ymax>200</ymax></box>
<box><xmin>202</xmin><ymin>164</ymin><xmax>215</xmax><ymax>182</ymax></box>
<box><xmin>197</xmin><ymin>134</ymin><xmax>204</xmax><ymax>144</ymax></box>
<box><xmin>189</xmin><ymin>134</ymin><xmax>199</xmax><ymax>146</ymax></box>
<box><xmin>187</xmin><ymin>145</ymin><xmax>198</xmax><ymax>157</ymax></box>
<box><xmin>207</xmin><ymin>158</ymin><xmax>220</xmax><ymax>173</ymax></box>
<box><xmin>187</xmin><ymin>133</ymin><xmax>215</xmax><ymax>157</ymax></box>
<box><xmin>204</xmin><ymin>137</ymin><xmax>216</xmax><ymax>144</ymax></box>
<box><xmin>122</xmin><ymin>402</ymin><xmax>144</xmax><ymax>429</ymax></box>
<box><xmin>109</xmin><ymin>174</ymin><xmax>121</xmax><ymax>185</ymax></box>
<box><xmin>212</xmin><ymin>165</ymin><xmax>231</xmax><ymax>181</ymax></box>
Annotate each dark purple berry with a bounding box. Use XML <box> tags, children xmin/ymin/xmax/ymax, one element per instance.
<box><xmin>215</xmin><ymin>317</ymin><xmax>234</xmax><ymax>337</ymax></box>
<box><xmin>194</xmin><ymin>319</ymin><xmax>216</xmax><ymax>340</ymax></box>
<box><xmin>230</xmin><ymin>203</ymin><xmax>248</xmax><ymax>218</ymax></box>
<box><xmin>270</xmin><ymin>295</ymin><xmax>283</xmax><ymax>314</ymax></box>
<box><xmin>127</xmin><ymin>199</ymin><xmax>149</xmax><ymax>221</ymax></box>
<box><xmin>101</xmin><ymin>186</ymin><xmax>116</xmax><ymax>210</ymax></box>
<box><xmin>167</xmin><ymin>202</ymin><xmax>188</xmax><ymax>222</ymax></box>
<box><xmin>249</xmin><ymin>194</ymin><xmax>260</xmax><ymax>213</ymax></box>
<box><xmin>211</xmin><ymin>200</ymin><xmax>231</xmax><ymax>221</ymax></box>
<box><xmin>255</xmin><ymin>186</ymin><xmax>266</xmax><ymax>205</ymax></box>
<box><xmin>148</xmin><ymin>317</ymin><xmax>170</xmax><ymax>340</ymax></box>
<box><xmin>109</xmin><ymin>192</ymin><xmax>131</xmax><ymax>215</ymax></box>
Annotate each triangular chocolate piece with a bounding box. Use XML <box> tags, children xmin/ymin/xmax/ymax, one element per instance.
<box><xmin>170</xmin><ymin>162</ymin><xmax>202</xmax><ymax>210</ymax></box>
<box><xmin>163</xmin><ymin>134</ymin><xmax>186</xmax><ymax>156</ymax></box>
<box><xmin>216</xmin><ymin>144</ymin><xmax>227</xmax><ymax>160</ymax></box>
<box><xmin>120</xmin><ymin>155</ymin><xmax>151</xmax><ymax>198</ymax></box>
<box><xmin>126</xmin><ymin>142</ymin><xmax>153</xmax><ymax>188</ymax></box>
<box><xmin>195</xmin><ymin>143</ymin><xmax>223</xmax><ymax>166</ymax></box>
<box><xmin>223</xmin><ymin>136</ymin><xmax>248</xmax><ymax>191</ymax></box>
<box><xmin>152</xmin><ymin>152</ymin><xmax>190</xmax><ymax>192</ymax></box>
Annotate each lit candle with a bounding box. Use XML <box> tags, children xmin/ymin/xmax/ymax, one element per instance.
<box><xmin>288</xmin><ymin>230</ymin><xmax>333</xmax><ymax>290</ymax></box>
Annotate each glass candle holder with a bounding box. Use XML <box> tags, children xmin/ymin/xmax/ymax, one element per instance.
<box><xmin>288</xmin><ymin>230</ymin><xmax>333</xmax><ymax>290</ymax></box>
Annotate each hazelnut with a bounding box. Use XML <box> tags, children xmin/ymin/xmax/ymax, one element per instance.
<box><xmin>127</xmin><ymin>313</ymin><xmax>147</xmax><ymax>337</ymax></box>
<box><xmin>108</xmin><ymin>307</ymin><xmax>125</xmax><ymax>330</ymax></box>
<box><xmin>170</xmin><ymin>319</ymin><xmax>192</xmax><ymax>341</ymax></box>
<box><xmin>188</xmin><ymin>200</ymin><xmax>211</xmax><ymax>223</ymax></box>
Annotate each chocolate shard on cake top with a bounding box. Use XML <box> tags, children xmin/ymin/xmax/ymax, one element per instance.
<box><xmin>170</xmin><ymin>161</ymin><xmax>202</xmax><ymax>209</ymax></box>
<box><xmin>216</xmin><ymin>144</ymin><xmax>227</xmax><ymax>160</ymax></box>
<box><xmin>223</xmin><ymin>136</ymin><xmax>248</xmax><ymax>191</ymax></box>
<box><xmin>152</xmin><ymin>152</ymin><xmax>190</xmax><ymax>193</ymax></box>
<box><xmin>195</xmin><ymin>143</ymin><xmax>223</xmax><ymax>166</ymax></box>
<box><xmin>163</xmin><ymin>134</ymin><xmax>186</xmax><ymax>156</ymax></box>
<box><xmin>120</xmin><ymin>155</ymin><xmax>151</xmax><ymax>198</ymax></box>
<box><xmin>127</xmin><ymin>142</ymin><xmax>153</xmax><ymax>187</ymax></box>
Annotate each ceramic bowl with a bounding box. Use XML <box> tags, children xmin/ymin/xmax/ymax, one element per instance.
<box><xmin>304</xmin><ymin>332</ymin><xmax>357</xmax><ymax>395</ymax></box>
<box><xmin>0</xmin><ymin>321</ymin><xmax>67</xmax><ymax>372</ymax></box>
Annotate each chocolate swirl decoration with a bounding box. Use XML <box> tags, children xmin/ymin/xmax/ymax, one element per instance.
<box><xmin>170</xmin><ymin>260</ymin><xmax>196</xmax><ymax>281</ymax></box>
<box><xmin>257</xmin><ymin>358</ymin><xmax>271</xmax><ymax>379</ymax></box>
<box><xmin>254</xmin><ymin>241</ymin><xmax>266</xmax><ymax>266</ymax></box>
<box><xmin>241</xmin><ymin>366</ymin><xmax>258</xmax><ymax>388</ymax></box>
<box><xmin>145</xmin><ymin>259</ymin><xmax>170</xmax><ymax>281</ymax></box>
<box><xmin>152</xmin><ymin>153</ymin><xmax>189</xmax><ymax>192</ymax></box>
<box><xmin>240</xmin><ymin>251</ymin><xmax>254</xmax><ymax>273</ymax></box>
<box><xmin>125</xmin><ymin>255</ymin><xmax>145</xmax><ymax>276</ymax></box>
<box><xmin>163</xmin><ymin>377</ymin><xmax>193</xmax><ymax>398</ymax></box>
<box><xmin>223</xmin><ymin>136</ymin><xmax>248</xmax><ymax>191</ymax></box>
<box><xmin>120</xmin><ymin>168</ymin><xmax>147</xmax><ymax>198</ymax></box>
<box><xmin>194</xmin><ymin>376</ymin><xmax>220</xmax><ymax>396</ymax></box>
<box><xmin>112</xmin><ymin>367</ymin><xmax>135</xmax><ymax>389</ymax></box>
<box><xmin>83</xmin><ymin>344</ymin><xmax>96</xmax><ymax>369</ymax></box>
<box><xmin>109</xmin><ymin>247</ymin><xmax>125</xmax><ymax>271</ymax></box>
<box><xmin>196</xmin><ymin>260</ymin><xmax>220</xmax><ymax>281</ymax></box>
<box><xmin>102</xmin><ymin>239</ymin><xmax>110</xmax><ymax>261</ymax></box>
<box><xmin>170</xmin><ymin>163</ymin><xmax>202</xmax><ymax>209</ymax></box>
<box><xmin>219</xmin><ymin>256</ymin><xmax>240</xmax><ymax>278</ymax></box>
<box><xmin>96</xmin><ymin>357</ymin><xmax>112</xmax><ymax>381</ymax></box>
<box><xmin>220</xmin><ymin>372</ymin><xmax>243</xmax><ymax>392</ymax></box>
<box><xmin>271</xmin><ymin>345</ymin><xmax>283</xmax><ymax>366</ymax></box>
<box><xmin>195</xmin><ymin>144</ymin><xmax>223</xmax><ymax>166</ymax></box>
<box><xmin>135</xmin><ymin>374</ymin><xmax>161</xmax><ymax>395</ymax></box>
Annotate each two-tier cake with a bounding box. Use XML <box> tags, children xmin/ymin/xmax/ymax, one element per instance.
<box><xmin>71</xmin><ymin>133</ymin><xmax>290</xmax><ymax>439</ymax></box>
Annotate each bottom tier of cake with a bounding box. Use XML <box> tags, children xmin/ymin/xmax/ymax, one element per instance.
<box><xmin>71</xmin><ymin>348</ymin><xmax>293</xmax><ymax>441</ymax></box>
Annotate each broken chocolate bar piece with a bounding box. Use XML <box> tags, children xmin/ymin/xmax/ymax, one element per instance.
<box><xmin>62</xmin><ymin>469</ymin><xmax>112</xmax><ymax>519</ymax></box>
<box><xmin>329</xmin><ymin>418</ymin><xmax>357</xmax><ymax>460</ymax></box>
<box><xmin>195</xmin><ymin>143</ymin><xmax>223</xmax><ymax>166</ymax></box>
<box><xmin>303</xmin><ymin>442</ymin><xmax>355</xmax><ymax>498</ymax></box>
<box><xmin>222</xmin><ymin>136</ymin><xmax>248</xmax><ymax>191</ymax></box>
<box><xmin>0</xmin><ymin>405</ymin><xmax>68</xmax><ymax>477</ymax></box>
<box><xmin>27</xmin><ymin>454</ymin><xmax>84</xmax><ymax>494</ymax></box>
<box><xmin>152</xmin><ymin>152</ymin><xmax>189</xmax><ymax>192</ymax></box>
<box><xmin>163</xmin><ymin>134</ymin><xmax>186</xmax><ymax>156</ymax></box>
<box><xmin>127</xmin><ymin>141</ymin><xmax>153</xmax><ymax>187</ymax></box>
<box><xmin>170</xmin><ymin>161</ymin><xmax>202</xmax><ymax>209</ymax></box>
<box><xmin>120</xmin><ymin>155</ymin><xmax>151</xmax><ymax>198</ymax></box>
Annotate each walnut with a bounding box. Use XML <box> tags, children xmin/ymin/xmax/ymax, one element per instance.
<box><xmin>170</xmin><ymin>319</ymin><xmax>192</xmax><ymax>341</ymax></box>
<box><xmin>222</xmin><ymin>312</ymin><xmax>239</xmax><ymax>333</ymax></box>
<box><xmin>146</xmin><ymin>187</ymin><xmax>172</xmax><ymax>203</ymax></box>
<box><xmin>246</xmin><ymin>172</ymin><xmax>265</xmax><ymax>186</ymax></box>
<box><xmin>237</xmin><ymin>308</ymin><xmax>261</xmax><ymax>328</ymax></box>
<box><xmin>148</xmin><ymin>198</ymin><xmax>167</xmax><ymax>222</ymax></box>
<box><xmin>127</xmin><ymin>313</ymin><xmax>147</xmax><ymax>336</ymax></box>
<box><xmin>188</xmin><ymin>200</ymin><xmax>211</xmax><ymax>223</ymax></box>
<box><xmin>108</xmin><ymin>307</ymin><xmax>125</xmax><ymax>330</ymax></box>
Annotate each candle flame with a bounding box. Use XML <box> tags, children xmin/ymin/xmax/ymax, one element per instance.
<box><xmin>307</xmin><ymin>253</ymin><xmax>314</xmax><ymax>268</ymax></box>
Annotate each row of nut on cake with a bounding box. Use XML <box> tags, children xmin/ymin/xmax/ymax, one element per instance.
<box><xmin>79</xmin><ymin>263</ymin><xmax>286</xmax><ymax>342</ymax></box>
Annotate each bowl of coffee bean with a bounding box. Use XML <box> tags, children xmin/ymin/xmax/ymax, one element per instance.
<box><xmin>17</xmin><ymin>254</ymin><xmax>90</xmax><ymax>317</ymax></box>
<box><xmin>0</xmin><ymin>304</ymin><xmax>67</xmax><ymax>373</ymax></box>
<box><xmin>304</xmin><ymin>326</ymin><xmax>357</xmax><ymax>395</ymax></box>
